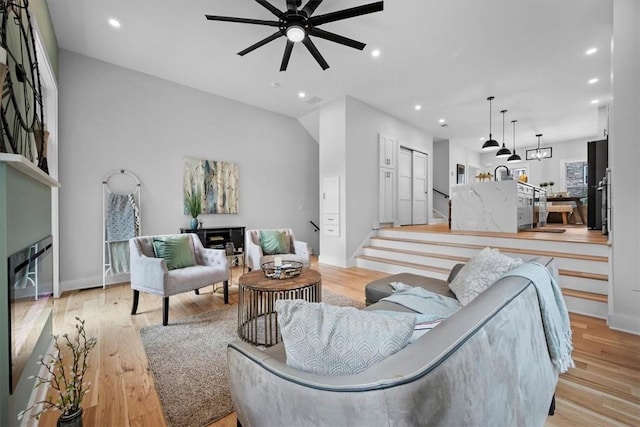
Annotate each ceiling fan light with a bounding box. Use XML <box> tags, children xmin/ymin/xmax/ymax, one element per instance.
<box><xmin>286</xmin><ymin>25</ymin><xmax>306</xmax><ymax>42</ymax></box>
<box><xmin>496</xmin><ymin>144</ymin><xmax>512</xmax><ymax>158</ymax></box>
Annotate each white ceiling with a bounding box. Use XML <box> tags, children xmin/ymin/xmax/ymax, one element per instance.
<box><xmin>46</xmin><ymin>0</ymin><xmax>613</xmax><ymax>152</ymax></box>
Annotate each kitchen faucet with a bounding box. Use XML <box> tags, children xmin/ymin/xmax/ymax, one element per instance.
<box><xmin>494</xmin><ymin>165</ymin><xmax>510</xmax><ymax>181</ymax></box>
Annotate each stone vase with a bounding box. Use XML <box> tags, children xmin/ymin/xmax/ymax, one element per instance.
<box><xmin>57</xmin><ymin>408</ymin><xmax>83</xmax><ymax>427</ymax></box>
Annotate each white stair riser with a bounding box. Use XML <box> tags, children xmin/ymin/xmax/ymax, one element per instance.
<box><xmin>371</xmin><ymin>238</ymin><xmax>479</xmax><ymax>258</ymax></box>
<box><xmin>362</xmin><ymin>247</ymin><xmax>461</xmax><ymax>270</ymax></box>
<box><xmin>356</xmin><ymin>258</ymin><xmax>449</xmax><ymax>281</ymax></box>
<box><xmin>377</xmin><ymin>230</ymin><xmax>608</xmax><ymax>258</ymax></box>
<box><xmin>563</xmin><ymin>296</ymin><xmax>608</xmax><ymax>319</ymax></box>
<box><xmin>371</xmin><ymin>239</ymin><xmax>607</xmax><ymax>276</ymax></box>
<box><xmin>559</xmin><ymin>276</ymin><xmax>608</xmax><ymax>295</ymax></box>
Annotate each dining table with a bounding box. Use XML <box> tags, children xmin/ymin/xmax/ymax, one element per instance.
<box><xmin>547</xmin><ymin>196</ymin><xmax>586</xmax><ymax>224</ymax></box>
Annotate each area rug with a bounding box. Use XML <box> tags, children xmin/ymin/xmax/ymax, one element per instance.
<box><xmin>139</xmin><ymin>289</ymin><xmax>364</xmax><ymax>427</ymax></box>
<box><xmin>527</xmin><ymin>227</ymin><xmax>566</xmax><ymax>233</ymax></box>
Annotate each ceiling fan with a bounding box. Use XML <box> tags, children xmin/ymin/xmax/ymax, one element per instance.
<box><xmin>205</xmin><ymin>0</ymin><xmax>384</xmax><ymax>71</ymax></box>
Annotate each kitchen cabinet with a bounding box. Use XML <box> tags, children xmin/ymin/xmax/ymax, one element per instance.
<box><xmin>379</xmin><ymin>168</ymin><xmax>396</xmax><ymax>223</ymax></box>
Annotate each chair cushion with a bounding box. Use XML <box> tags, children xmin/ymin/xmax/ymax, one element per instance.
<box><xmin>276</xmin><ymin>299</ymin><xmax>415</xmax><ymax>376</ymax></box>
<box><xmin>260</xmin><ymin>230</ymin><xmax>290</xmax><ymax>255</ymax></box>
<box><xmin>448</xmin><ymin>247</ymin><xmax>522</xmax><ymax>305</ymax></box>
<box><xmin>152</xmin><ymin>235</ymin><xmax>196</xmax><ymax>270</ymax></box>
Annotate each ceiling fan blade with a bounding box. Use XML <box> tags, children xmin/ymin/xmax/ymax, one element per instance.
<box><xmin>280</xmin><ymin>40</ymin><xmax>294</xmax><ymax>71</ymax></box>
<box><xmin>255</xmin><ymin>0</ymin><xmax>284</xmax><ymax>18</ymax></box>
<box><xmin>302</xmin><ymin>0</ymin><xmax>323</xmax><ymax>16</ymax></box>
<box><xmin>310</xmin><ymin>1</ymin><xmax>383</xmax><ymax>26</ymax></box>
<box><xmin>238</xmin><ymin>31</ymin><xmax>283</xmax><ymax>56</ymax></box>
<box><xmin>286</xmin><ymin>0</ymin><xmax>299</xmax><ymax>12</ymax></box>
<box><xmin>309</xmin><ymin>28</ymin><xmax>365</xmax><ymax>50</ymax></box>
<box><xmin>302</xmin><ymin>37</ymin><xmax>329</xmax><ymax>70</ymax></box>
<box><xmin>205</xmin><ymin>15</ymin><xmax>280</xmax><ymax>27</ymax></box>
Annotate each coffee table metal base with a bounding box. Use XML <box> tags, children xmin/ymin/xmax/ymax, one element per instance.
<box><xmin>237</xmin><ymin>269</ymin><xmax>321</xmax><ymax>347</ymax></box>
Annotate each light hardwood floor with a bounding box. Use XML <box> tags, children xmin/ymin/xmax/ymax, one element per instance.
<box><xmin>36</xmin><ymin>260</ymin><xmax>639</xmax><ymax>426</ymax></box>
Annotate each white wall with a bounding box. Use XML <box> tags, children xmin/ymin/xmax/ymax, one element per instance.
<box><xmin>609</xmin><ymin>0</ymin><xmax>640</xmax><ymax>334</ymax></box>
<box><xmin>449</xmin><ymin>140</ymin><xmax>481</xmax><ymax>187</ymax></box>
<box><xmin>479</xmin><ymin>137</ymin><xmax>590</xmax><ymax>192</ymax></box>
<box><xmin>318</xmin><ymin>98</ymin><xmax>347</xmax><ymax>267</ymax></box>
<box><xmin>318</xmin><ymin>96</ymin><xmax>433</xmax><ymax>267</ymax></box>
<box><xmin>58</xmin><ymin>50</ymin><xmax>319</xmax><ymax>291</ymax></box>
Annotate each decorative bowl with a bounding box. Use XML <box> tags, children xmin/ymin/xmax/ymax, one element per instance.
<box><xmin>261</xmin><ymin>261</ymin><xmax>303</xmax><ymax>280</ymax></box>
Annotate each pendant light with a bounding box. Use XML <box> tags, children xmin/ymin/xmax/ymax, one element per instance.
<box><xmin>534</xmin><ymin>133</ymin><xmax>544</xmax><ymax>160</ymax></box>
<box><xmin>507</xmin><ymin>120</ymin><xmax>521</xmax><ymax>163</ymax></box>
<box><xmin>482</xmin><ymin>96</ymin><xmax>499</xmax><ymax>151</ymax></box>
<box><xmin>496</xmin><ymin>109</ymin><xmax>512</xmax><ymax>158</ymax></box>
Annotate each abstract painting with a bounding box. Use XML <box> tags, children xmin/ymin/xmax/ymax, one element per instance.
<box><xmin>183</xmin><ymin>157</ymin><xmax>239</xmax><ymax>214</ymax></box>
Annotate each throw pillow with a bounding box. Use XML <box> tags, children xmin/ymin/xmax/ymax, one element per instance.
<box><xmin>152</xmin><ymin>235</ymin><xmax>196</xmax><ymax>270</ymax></box>
<box><xmin>260</xmin><ymin>230</ymin><xmax>290</xmax><ymax>255</ymax></box>
<box><xmin>448</xmin><ymin>247</ymin><xmax>523</xmax><ymax>305</ymax></box>
<box><xmin>276</xmin><ymin>299</ymin><xmax>415</xmax><ymax>376</ymax></box>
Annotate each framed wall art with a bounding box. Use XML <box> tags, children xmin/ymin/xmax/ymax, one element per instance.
<box><xmin>183</xmin><ymin>157</ymin><xmax>239</xmax><ymax>214</ymax></box>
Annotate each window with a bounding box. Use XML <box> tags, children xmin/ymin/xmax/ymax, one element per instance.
<box><xmin>565</xmin><ymin>161</ymin><xmax>588</xmax><ymax>197</ymax></box>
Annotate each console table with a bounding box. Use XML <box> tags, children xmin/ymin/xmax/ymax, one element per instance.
<box><xmin>180</xmin><ymin>226</ymin><xmax>245</xmax><ymax>254</ymax></box>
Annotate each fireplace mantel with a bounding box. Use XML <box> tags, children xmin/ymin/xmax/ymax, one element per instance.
<box><xmin>0</xmin><ymin>154</ymin><xmax>59</xmax><ymax>188</ymax></box>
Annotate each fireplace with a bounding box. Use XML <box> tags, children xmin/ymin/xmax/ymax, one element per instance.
<box><xmin>7</xmin><ymin>235</ymin><xmax>53</xmax><ymax>393</ymax></box>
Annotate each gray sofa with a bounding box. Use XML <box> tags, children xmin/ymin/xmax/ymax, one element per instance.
<box><xmin>227</xmin><ymin>257</ymin><xmax>560</xmax><ymax>426</ymax></box>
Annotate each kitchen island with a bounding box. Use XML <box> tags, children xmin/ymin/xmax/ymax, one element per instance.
<box><xmin>450</xmin><ymin>180</ymin><xmax>546</xmax><ymax>233</ymax></box>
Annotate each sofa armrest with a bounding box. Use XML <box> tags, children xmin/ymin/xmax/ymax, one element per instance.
<box><xmin>246</xmin><ymin>238</ymin><xmax>263</xmax><ymax>270</ymax></box>
<box><xmin>293</xmin><ymin>240</ymin><xmax>310</xmax><ymax>266</ymax></box>
<box><xmin>130</xmin><ymin>253</ymin><xmax>167</xmax><ymax>294</ymax></box>
<box><xmin>199</xmin><ymin>247</ymin><xmax>229</xmax><ymax>270</ymax></box>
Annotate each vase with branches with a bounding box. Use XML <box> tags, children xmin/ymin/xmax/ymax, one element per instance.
<box><xmin>185</xmin><ymin>190</ymin><xmax>202</xmax><ymax>230</ymax></box>
<box><xmin>18</xmin><ymin>317</ymin><xmax>97</xmax><ymax>426</ymax></box>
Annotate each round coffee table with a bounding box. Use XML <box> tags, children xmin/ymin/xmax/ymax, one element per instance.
<box><xmin>237</xmin><ymin>268</ymin><xmax>321</xmax><ymax>346</ymax></box>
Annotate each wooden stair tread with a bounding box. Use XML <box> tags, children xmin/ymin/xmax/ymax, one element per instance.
<box><xmin>562</xmin><ymin>288</ymin><xmax>608</xmax><ymax>303</ymax></box>
<box><xmin>559</xmin><ymin>269</ymin><xmax>608</xmax><ymax>281</ymax></box>
<box><xmin>372</xmin><ymin>236</ymin><xmax>608</xmax><ymax>262</ymax></box>
<box><xmin>356</xmin><ymin>255</ymin><xmax>450</xmax><ymax>275</ymax></box>
<box><xmin>362</xmin><ymin>245</ymin><xmax>468</xmax><ymax>262</ymax></box>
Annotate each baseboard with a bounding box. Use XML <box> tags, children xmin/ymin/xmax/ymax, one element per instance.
<box><xmin>608</xmin><ymin>312</ymin><xmax>640</xmax><ymax>335</ymax></box>
<box><xmin>60</xmin><ymin>273</ymin><xmax>129</xmax><ymax>295</ymax></box>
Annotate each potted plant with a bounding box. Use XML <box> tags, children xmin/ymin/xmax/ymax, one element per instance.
<box><xmin>185</xmin><ymin>190</ymin><xmax>202</xmax><ymax>230</ymax></box>
<box><xmin>19</xmin><ymin>317</ymin><xmax>97</xmax><ymax>427</ymax></box>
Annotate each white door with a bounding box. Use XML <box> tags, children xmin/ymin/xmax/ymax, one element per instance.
<box><xmin>412</xmin><ymin>151</ymin><xmax>428</xmax><ymax>224</ymax></box>
<box><xmin>398</xmin><ymin>148</ymin><xmax>412</xmax><ymax>225</ymax></box>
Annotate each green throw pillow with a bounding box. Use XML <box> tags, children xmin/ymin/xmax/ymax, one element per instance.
<box><xmin>152</xmin><ymin>235</ymin><xmax>196</xmax><ymax>270</ymax></box>
<box><xmin>260</xmin><ymin>230</ymin><xmax>290</xmax><ymax>255</ymax></box>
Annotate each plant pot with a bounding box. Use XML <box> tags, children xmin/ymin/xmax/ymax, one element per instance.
<box><xmin>190</xmin><ymin>217</ymin><xmax>198</xmax><ymax>230</ymax></box>
<box><xmin>57</xmin><ymin>408</ymin><xmax>83</xmax><ymax>427</ymax></box>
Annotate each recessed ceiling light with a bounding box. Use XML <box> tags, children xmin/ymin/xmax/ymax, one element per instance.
<box><xmin>270</xmin><ymin>82</ymin><xmax>280</xmax><ymax>88</ymax></box>
<box><xmin>438</xmin><ymin>118</ymin><xmax>445</xmax><ymax>124</ymax></box>
<box><xmin>108</xmin><ymin>18</ymin><xmax>121</xmax><ymax>28</ymax></box>
<box><xmin>414</xmin><ymin>105</ymin><xmax>422</xmax><ymax>111</ymax></box>
<box><xmin>588</xmin><ymin>78</ymin><xmax>599</xmax><ymax>84</ymax></box>
<box><xmin>371</xmin><ymin>49</ymin><xmax>381</xmax><ymax>58</ymax></box>
<box><xmin>590</xmin><ymin>99</ymin><xmax>599</xmax><ymax>104</ymax></box>
<box><xmin>480</xmin><ymin>137</ymin><xmax>486</xmax><ymax>141</ymax></box>
<box><xmin>298</xmin><ymin>92</ymin><xmax>306</xmax><ymax>98</ymax></box>
<box><xmin>585</xmin><ymin>47</ymin><xmax>597</xmax><ymax>55</ymax></box>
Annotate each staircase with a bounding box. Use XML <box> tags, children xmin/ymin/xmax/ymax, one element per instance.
<box><xmin>356</xmin><ymin>227</ymin><xmax>609</xmax><ymax>319</ymax></box>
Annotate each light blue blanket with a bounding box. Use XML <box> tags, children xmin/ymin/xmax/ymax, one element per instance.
<box><xmin>381</xmin><ymin>287</ymin><xmax>462</xmax><ymax>322</ymax></box>
<box><xmin>501</xmin><ymin>262</ymin><xmax>575</xmax><ymax>373</ymax></box>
